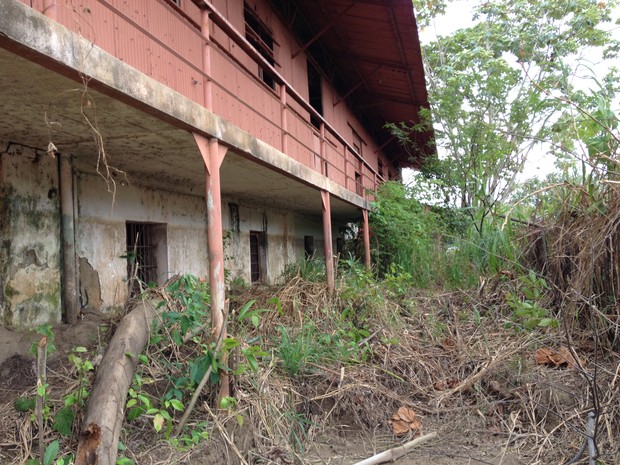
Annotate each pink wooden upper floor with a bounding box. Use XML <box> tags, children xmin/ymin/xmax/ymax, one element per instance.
<box><xmin>20</xmin><ymin>0</ymin><xmax>428</xmax><ymax>198</ymax></box>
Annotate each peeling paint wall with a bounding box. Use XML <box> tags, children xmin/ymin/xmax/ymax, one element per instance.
<box><xmin>75</xmin><ymin>172</ymin><xmax>209</xmax><ymax>312</ymax></box>
<box><xmin>0</xmin><ymin>142</ymin><xmax>61</xmax><ymax>328</ymax></box>
<box><xmin>76</xmin><ymin>171</ymin><xmax>332</xmax><ymax>300</ymax></box>
<box><xmin>0</xmin><ymin>149</ymin><xmax>340</xmax><ymax>325</ymax></box>
<box><xmin>222</xmin><ymin>200</ymin><xmax>333</xmax><ymax>285</ymax></box>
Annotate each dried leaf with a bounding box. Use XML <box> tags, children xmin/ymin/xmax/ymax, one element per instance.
<box><xmin>388</xmin><ymin>407</ymin><xmax>422</xmax><ymax>436</ymax></box>
<box><xmin>442</xmin><ymin>337</ymin><xmax>456</xmax><ymax>351</ymax></box>
<box><xmin>534</xmin><ymin>347</ymin><xmax>583</xmax><ymax>369</ymax></box>
<box><xmin>433</xmin><ymin>377</ymin><xmax>459</xmax><ymax>391</ymax></box>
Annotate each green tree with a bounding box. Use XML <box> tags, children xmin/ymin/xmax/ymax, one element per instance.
<box><xmin>408</xmin><ymin>0</ymin><xmax>619</xmax><ymax>231</ymax></box>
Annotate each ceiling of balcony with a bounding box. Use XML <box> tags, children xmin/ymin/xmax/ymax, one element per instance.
<box><xmin>272</xmin><ymin>0</ymin><xmax>435</xmax><ymax>168</ymax></box>
<box><xmin>0</xmin><ymin>47</ymin><xmax>361</xmax><ymax>222</ymax></box>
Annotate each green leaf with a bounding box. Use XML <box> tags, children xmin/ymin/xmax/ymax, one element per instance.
<box><xmin>52</xmin><ymin>406</ymin><xmax>75</xmax><ymax>437</ymax></box>
<box><xmin>43</xmin><ymin>440</ymin><xmax>60</xmax><ymax>465</ymax></box>
<box><xmin>116</xmin><ymin>458</ymin><xmax>135</xmax><ymax>465</ymax></box>
<box><xmin>74</xmin><ymin>346</ymin><xmax>88</xmax><ymax>353</ymax></box>
<box><xmin>168</xmin><ymin>399</ymin><xmax>184</xmax><ymax>411</ymax></box>
<box><xmin>127</xmin><ymin>407</ymin><xmax>144</xmax><ymax>421</ymax></box>
<box><xmin>237</xmin><ymin>299</ymin><xmax>257</xmax><ymax>321</ymax></box>
<box><xmin>14</xmin><ymin>396</ymin><xmax>36</xmax><ymax>412</ymax></box>
<box><xmin>153</xmin><ymin>413</ymin><xmax>165</xmax><ymax>432</ymax></box>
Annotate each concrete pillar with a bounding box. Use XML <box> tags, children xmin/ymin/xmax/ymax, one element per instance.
<box><xmin>60</xmin><ymin>154</ymin><xmax>78</xmax><ymax>324</ymax></box>
<box><xmin>194</xmin><ymin>133</ymin><xmax>228</xmax><ymax>397</ymax></box>
<box><xmin>200</xmin><ymin>9</ymin><xmax>213</xmax><ymax>110</ymax></box>
<box><xmin>321</xmin><ymin>190</ymin><xmax>335</xmax><ymax>291</ymax></box>
<box><xmin>194</xmin><ymin>133</ymin><xmax>226</xmax><ymax>333</ymax></box>
<box><xmin>362</xmin><ymin>209</ymin><xmax>371</xmax><ymax>270</ymax></box>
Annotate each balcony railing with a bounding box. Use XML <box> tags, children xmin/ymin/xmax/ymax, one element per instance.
<box><xmin>23</xmin><ymin>0</ymin><xmax>383</xmax><ymax>199</ymax></box>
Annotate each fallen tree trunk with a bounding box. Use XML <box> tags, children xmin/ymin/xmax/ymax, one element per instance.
<box><xmin>76</xmin><ymin>298</ymin><xmax>160</xmax><ymax>465</ymax></box>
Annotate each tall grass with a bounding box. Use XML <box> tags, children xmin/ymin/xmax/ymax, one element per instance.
<box><xmin>369</xmin><ymin>182</ymin><xmax>521</xmax><ymax>289</ymax></box>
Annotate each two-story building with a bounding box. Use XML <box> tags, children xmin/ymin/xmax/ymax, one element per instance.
<box><xmin>0</xmin><ymin>0</ymin><xmax>432</xmax><ymax>328</ymax></box>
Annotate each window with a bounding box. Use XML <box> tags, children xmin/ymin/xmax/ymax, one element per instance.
<box><xmin>352</xmin><ymin>130</ymin><xmax>363</xmax><ymax>156</ymax></box>
<box><xmin>304</xmin><ymin>235</ymin><xmax>315</xmax><ymax>258</ymax></box>
<box><xmin>249</xmin><ymin>231</ymin><xmax>266</xmax><ymax>283</ymax></box>
<box><xmin>378</xmin><ymin>159</ymin><xmax>384</xmax><ymax>179</ymax></box>
<box><xmin>126</xmin><ymin>222</ymin><xmax>168</xmax><ymax>296</ymax></box>
<box><xmin>307</xmin><ymin>60</ymin><xmax>323</xmax><ymax>128</ymax></box>
<box><xmin>244</xmin><ymin>2</ymin><xmax>275</xmax><ymax>89</ymax></box>
<box><xmin>355</xmin><ymin>172</ymin><xmax>363</xmax><ymax>196</ymax></box>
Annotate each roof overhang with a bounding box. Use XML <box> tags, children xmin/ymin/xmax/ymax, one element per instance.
<box><xmin>272</xmin><ymin>0</ymin><xmax>435</xmax><ymax>168</ymax></box>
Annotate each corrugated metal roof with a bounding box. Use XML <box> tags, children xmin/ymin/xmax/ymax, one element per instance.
<box><xmin>273</xmin><ymin>0</ymin><xmax>434</xmax><ymax>168</ymax></box>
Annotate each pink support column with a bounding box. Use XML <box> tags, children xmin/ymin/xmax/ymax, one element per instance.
<box><xmin>280</xmin><ymin>85</ymin><xmax>288</xmax><ymax>153</ymax></box>
<box><xmin>194</xmin><ymin>133</ymin><xmax>228</xmax><ymax>396</ymax></box>
<box><xmin>320</xmin><ymin>122</ymin><xmax>327</xmax><ymax>176</ymax></box>
<box><xmin>362</xmin><ymin>209</ymin><xmax>371</xmax><ymax>269</ymax></box>
<box><xmin>321</xmin><ymin>190</ymin><xmax>335</xmax><ymax>291</ymax></box>
<box><xmin>43</xmin><ymin>0</ymin><xmax>57</xmax><ymax>20</ymax></box>
<box><xmin>200</xmin><ymin>9</ymin><xmax>213</xmax><ymax>110</ymax></box>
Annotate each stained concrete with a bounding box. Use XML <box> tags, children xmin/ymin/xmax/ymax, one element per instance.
<box><xmin>0</xmin><ymin>144</ymin><xmax>61</xmax><ymax>328</ymax></box>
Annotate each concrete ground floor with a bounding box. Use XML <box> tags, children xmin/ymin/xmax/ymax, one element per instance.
<box><xmin>0</xmin><ymin>139</ymin><xmax>348</xmax><ymax>328</ymax></box>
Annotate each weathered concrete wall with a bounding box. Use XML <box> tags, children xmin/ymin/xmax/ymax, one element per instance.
<box><xmin>222</xmin><ymin>200</ymin><xmax>335</xmax><ymax>285</ymax></box>
<box><xmin>75</xmin><ymin>171</ymin><xmax>209</xmax><ymax>312</ymax></box>
<box><xmin>0</xmin><ymin>142</ymin><xmax>61</xmax><ymax>328</ymax></box>
<box><xmin>0</xmin><ymin>150</ymin><xmax>339</xmax><ymax>324</ymax></box>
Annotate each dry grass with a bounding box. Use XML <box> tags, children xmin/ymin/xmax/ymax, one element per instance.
<box><xmin>1</xmin><ymin>271</ymin><xmax>618</xmax><ymax>465</ymax></box>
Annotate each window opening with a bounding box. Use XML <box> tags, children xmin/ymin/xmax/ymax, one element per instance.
<box><xmin>355</xmin><ymin>172</ymin><xmax>363</xmax><ymax>196</ymax></box>
<box><xmin>352</xmin><ymin>130</ymin><xmax>363</xmax><ymax>156</ymax></box>
<box><xmin>304</xmin><ymin>235</ymin><xmax>315</xmax><ymax>258</ymax></box>
<box><xmin>378</xmin><ymin>159</ymin><xmax>384</xmax><ymax>179</ymax></box>
<box><xmin>307</xmin><ymin>60</ymin><xmax>323</xmax><ymax>128</ymax></box>
<box><xmin>249</xmin><ymin>230</ymin><xmax>266</xmax><ymax>283</ymax></box>
<box><xmin>244</xmin><ymin>2</ymin><xmax>276</xmax><ymax>89</ymax></box>
<box><xmin>126</xmin><ymin>222</ymin><xmax>168</xmax><ymax>296</ymax></box>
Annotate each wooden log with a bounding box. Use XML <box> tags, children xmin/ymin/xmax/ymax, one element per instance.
<box><xmin>351</xmin><ymin>432</ymin><xmax>437</xmax><ymax>465</ymax></box>
<box><xmin>75</xmin><ymin>299</ymin><xmax>159</xmax><ymax>465</ymax></box>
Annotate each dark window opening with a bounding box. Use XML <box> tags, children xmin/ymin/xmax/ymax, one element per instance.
<box><xmin>304</xmin><ymin>235</ymin><xmax>315</xmax><ymax>258</ymax></box>
<box><xmin>126</xmin><ymin>222</ymin><xmax>168</xmax><ymax>296</ymax></box>
<box><xmin>308</xmin><ymin>60</ymin><xmax>323</xmax><ymax>128</ymax></box>
<box><xmin>352</xmin><ymin>130</ymin><xmax>363</xmax><ymax>156</ymax></box>
<box><xmin>378</xmin><ymin>159</ymin><xmax>384</xmax><ymax>179</ymax></box>
<box><xmin>355</xmin><ymin>172</ymin><xmax>363</xmax><ymax>196</ymax></box>
<box><xmin>249</xmin><ymin>231</ymin><xmax>266</xmax><ymax>283</ymax></box>
<box><xmin>244</xmin><ymin>2</ymin><xmax>276</xmax><ymax>89</ymax></box>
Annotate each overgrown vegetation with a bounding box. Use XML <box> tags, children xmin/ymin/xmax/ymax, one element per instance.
<box><xmin>3</xmin><ymin>1</ymin><xmax>620</xmax><ymax>464</ymax></box>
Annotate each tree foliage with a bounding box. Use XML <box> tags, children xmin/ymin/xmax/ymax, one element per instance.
<box><xmin>407</xmin><ymin>0</ymin><xmax>620</xmax><ymax>231</ymax></box>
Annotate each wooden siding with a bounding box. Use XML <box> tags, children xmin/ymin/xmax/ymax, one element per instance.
<box><xmin>24</xmin><ymin>0</ymin><xmax>393</xmax><ymax>197</ymax></box>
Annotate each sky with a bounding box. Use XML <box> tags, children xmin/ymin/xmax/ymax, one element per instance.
<box><xmin>408</xmin><ymin>0</ymin><xmax>620</xmax><ymax>182</ymax></box>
